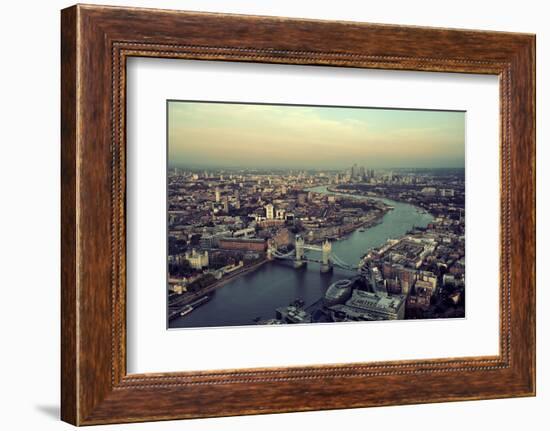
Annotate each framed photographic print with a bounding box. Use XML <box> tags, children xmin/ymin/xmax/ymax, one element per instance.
<box><xmin>61</xmin><ymin>4</ymin><xmax>536</xmax><ymax>425</ymax></box>
<box><xmin>165</xmin><ymin>100</ymin><xmax>465</xmax><ymax>329</ymax></box>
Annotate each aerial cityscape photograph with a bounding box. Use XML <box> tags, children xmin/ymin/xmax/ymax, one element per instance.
<box><xmin>167</xmin><ymin>101</ymin><xmax>465</xmax><ymax>328</ymax></box>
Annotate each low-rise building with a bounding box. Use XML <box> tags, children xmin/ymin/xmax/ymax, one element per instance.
<box><xmin>218</xmin><ymin>237</ymin><xmax>267</xmax><ymax>252</ymax></box>
<box><xmin>184</xmin><ymin>249</ymin><xmax>209</xmax><ymax>269</ymax></box>
<box><xmin>328</xmin><ymin>290</ymin><xmax>406</xmax><ymax>321</ymax></box>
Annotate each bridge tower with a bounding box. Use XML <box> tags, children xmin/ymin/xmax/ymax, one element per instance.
<box><xmin>320</xmin><ymin>239</ymin><xmax>333</xmax><ymax>273</ymax></box>
<box><xmin>294</xmin><ymin>236</ymin><xmax>306</xmax><ymax>268</ymax></box>
<box><xmin>266</xmin><ymin>240</ymin><xmax>275</xmax><ymax>261</ymax></box>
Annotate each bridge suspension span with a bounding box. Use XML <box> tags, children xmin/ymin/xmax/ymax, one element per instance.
<box><xmin>268</xmin><ymin>236</ymin><xmax>358</xmax><ymax>273</ymax></box>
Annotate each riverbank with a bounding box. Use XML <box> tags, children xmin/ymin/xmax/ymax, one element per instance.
<box><xmin>326</xmin><ymin>184</ymin><xmax>436</xmax><ymax>218</ymax></box>
<box><xmin>169</xmin><ymin>258</ymin><xmax>269</xmax><ymax>309</ymax></box>
<box><xmin>304</xmin><ymin>186</ymin><xmax>392</xmax><ymax>244</ymax></box>
<box><xmin>327</xmin><ymin>184</ymin><xmax>384</xmax><ymax>201</ymax></box>
<box><xmin>312</xmin><ymin>210</ymin><xmax>388</xmax><ymax>245</ymax></box>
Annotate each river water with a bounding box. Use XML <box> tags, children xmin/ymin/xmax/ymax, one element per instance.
<box><xmin>170</xmin><ymin>185</ymin><xmax>434</xmax><ymax>328</ymax></box>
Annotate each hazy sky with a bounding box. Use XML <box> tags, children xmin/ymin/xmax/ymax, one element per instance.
<box><xmin>168</xmin><ymin>101</ymin><xmax>465</xmax><ymax>170</ymax></box>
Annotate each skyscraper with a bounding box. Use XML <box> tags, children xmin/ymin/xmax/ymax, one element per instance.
<box><xmin>234</xmin><ymin>190</ymin><xmax>241</xmax><ymax>209</ymax></box>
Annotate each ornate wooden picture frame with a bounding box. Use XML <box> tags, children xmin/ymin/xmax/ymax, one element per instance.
<box><xmin>61</xmin><ymin>4</ymin><xmax>535</xmax><ymax>425</ymax></box>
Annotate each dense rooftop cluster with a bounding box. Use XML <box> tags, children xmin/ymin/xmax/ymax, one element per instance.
<box><xmin>167</xmin><ymin>166</ymin><xmax>465</xmax><ymax>325</ymax></box>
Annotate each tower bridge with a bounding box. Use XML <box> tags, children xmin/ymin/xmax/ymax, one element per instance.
<box><xmin>267</xmin><ymin>236</ymin><xmax>358</xmax><ymax>273</ymax></box>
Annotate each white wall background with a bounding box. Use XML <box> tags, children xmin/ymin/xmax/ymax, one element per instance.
<box><xmin>0</xmin><ymin>0</ymin><xmax>546</xmax><ymax>429</ymax></box>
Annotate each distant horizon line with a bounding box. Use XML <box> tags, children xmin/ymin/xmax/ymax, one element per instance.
<box><xmin>168</xmin><ymin>165</ymin><xmax>465</xmax><ymax>171</ymax></box>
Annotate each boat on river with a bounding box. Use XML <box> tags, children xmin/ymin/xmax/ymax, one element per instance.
<box><xmin>179</xmin><ymin>305</ymin><xmax>193</xmax><ymax>317</ymax></box>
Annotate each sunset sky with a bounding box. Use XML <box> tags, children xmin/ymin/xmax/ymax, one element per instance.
<box><xmin>168</xmin><ymin>101</ymin><xmax>465</xmax><ymax>170</ymax></box>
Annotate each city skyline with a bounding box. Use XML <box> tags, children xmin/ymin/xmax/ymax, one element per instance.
<box><xmin>168</xmin><ymin>101</ymin><xmax>465</xmax><ymax>170</ymax></box>
<box><xmin>168</xmin><ymin>168</ymin><xmax>466</xmax><ymax>327</ymax></box>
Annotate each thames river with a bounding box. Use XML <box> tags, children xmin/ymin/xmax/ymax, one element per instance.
<box><xmin>170</xmin><ymin>186</ymin><xmax>434</xmax><ymax>328</ymax></box>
